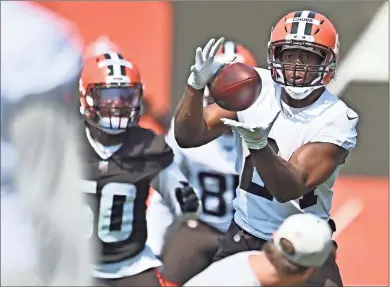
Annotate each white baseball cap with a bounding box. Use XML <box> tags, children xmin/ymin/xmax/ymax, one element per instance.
<box><xmin>273</xmin><ymin>213</ymin><xmax>334</xmax><ymax>267</ymax></box>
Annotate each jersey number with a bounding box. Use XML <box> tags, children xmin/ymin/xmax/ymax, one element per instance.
<box><xmin>198</xmin><ymin>172</ymin><xmax>239</xmax><ymax>217</ymax></box>
<box><xmin>83</xmin><ymin>181</ymin><xmax>137</xmax><ymax>243</ymax></box>
<box><xmin>240</xmin><ymin>138</ymin><xmax>318</xmax><ymax>209</ymax></box>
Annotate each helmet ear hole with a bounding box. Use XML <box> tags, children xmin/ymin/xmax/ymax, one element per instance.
<box><xmin>275</xmin><ymin>46</ymin><xmax>283</xmax><ymax>60</ymax></box>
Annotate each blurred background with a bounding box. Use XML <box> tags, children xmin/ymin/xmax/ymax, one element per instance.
<box><xmin>38</xmin><ymin>1</ymin><xmax>389</xmax><ymax>285</ymax></box>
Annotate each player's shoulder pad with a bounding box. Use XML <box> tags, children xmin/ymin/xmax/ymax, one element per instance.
<box><xmin>345</xmin><ymin>107</ymin><xmax>359</xmax><ymax>122</ymax></box>
<box><xmin>312</xmin><ymin>97</ymin><xmax>359</xmax><ymax>151</ymax></box>
<box><xmin>124</xmin><ymin>126</ymin><xmax>173</xmax><ymax>157</ymax></box>
<box><xmin>336</xmin><ymin>106</ymin><xmax>359</xmax><ymax>133</ymax></box>
<box><xmin>329</xmin><ymin>93</ymin><xmax>359</xmax><ymax>126</ymax></box>
<box><xmin>121</xmin><ymin>125</ymin><xmax>174</xmax><ymax>170</ymax></box>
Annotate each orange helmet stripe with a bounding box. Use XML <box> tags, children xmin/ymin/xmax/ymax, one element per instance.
<box><xmin>102</xmin><ymin>52</ymin><xmax>127</xmax><ymax>77</ymax></box>
<box><xmin>221</xmin><ymin>41</ymin><xmax>237</xmax><ymax>55</ymax></box>
<box><xmin>289</xmin><ymin>11</ymin><xmax>317</xmax><ymax>36</ymax></box>
<box><xmin>312</xmin><ymin>13</ymin><xmax>324</xmax><ymax>36</ymax></box>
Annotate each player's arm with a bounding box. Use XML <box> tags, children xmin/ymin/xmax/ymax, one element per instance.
<box><xmin>250</xmin><ymin>143</ymin><xmax>348</xmax><ymax>202</ymax></box>
<box><xmin>249</xmin><ymin>111</ymin><xmax>358</xmax><ymax>203</ymax></box>
<box><xmin>146</xmin><ymin>133</ymin><xmax>200</xmax><ymax>218</ymax></box>
<box><xmin>174</xmin><ymin>37</ymin><xmax>237</xmax><ymax>148</ymax></box>
<box><xmin>174</xmin><ymin>86</ymin><xmax>236</xmax><ymax>148</ymax></box>
<box><xmin>139</xmin><ymin>132</ymin><xmax>195</xmax><ymax>217</ymax></box>
<box><xmin>151</xmin><ymin>161</ymin><xmax>202</xmax><ymax>219</ymax></box>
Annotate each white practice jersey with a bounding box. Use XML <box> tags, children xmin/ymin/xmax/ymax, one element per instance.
<box><xmin>184</xmin><ymin>251</ymin><xmax>261</xmax><ymax>286</ymax></box>
<box><xmin>233</xmin><ymin>68</ymin><xmax>358</xmax><ymax>240</ymax></box>
<box><xmin>166</xmin><ymin>121</ymin><xmax>239</xmax><ymax>232</ymax></box>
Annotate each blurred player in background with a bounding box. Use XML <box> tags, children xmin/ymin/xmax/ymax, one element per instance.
<box><xmin>174</xmin><ymin>10</ymin><xmax>359</xmax><ymax>287</ymax></box>
<box><xmin>78</xmin><ymin>52</ymin><xmax>201</xmax><ymax>286</ymax></box>
<box><xmin>85</xmin><ymin>37</ymin><xmax>170</xmax><ymax>134</ymax></box>
<box><xmin>1</xmin><ymin>2</ymin><xmax>91</xmax><ymax>286</ymax></box>
<box><xmin>146</xmin><ymin>41</ymin><xmax>258</xmax><ymax>285</ymax></box>
<box><xmin>184</xmin><ymin>213</ymin><xmax>335</xmax><ymax>287</ymax></box>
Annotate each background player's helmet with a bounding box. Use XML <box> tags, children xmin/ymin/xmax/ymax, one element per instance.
<box><xmin>79</xmin><ymin>52</ymin><xmax>143</xmax><ymax>134</ymax></box>
<box><xmin>267</xmin><ymin>11</ymin><xmax>339</xmax><ymax>100</ymax></box>
<box><xmin>204</xmin><ymin>41</ymin><xmax>258</xmax><ymax>106</ymax></box>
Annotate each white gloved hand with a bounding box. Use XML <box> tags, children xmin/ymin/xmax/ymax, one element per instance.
<box><xmin>187</xmin><ymin>37</ymin><xmax>235</xmax><ymax>90</ymax></box>
<box><xmin>221</xmin><ymin>112</ymin><xmax>280</xmax><ymax>150</ymax></box>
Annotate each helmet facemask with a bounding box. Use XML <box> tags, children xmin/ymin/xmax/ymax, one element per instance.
<box><xmin>81</xmin><ymin>83</ymin><xmax>143</xmax><ymax>134</ymax></box>
<box><xmin>268</xmin><ymin>39</ymin><xmax>337</xmax><ymax>100</ymax></box>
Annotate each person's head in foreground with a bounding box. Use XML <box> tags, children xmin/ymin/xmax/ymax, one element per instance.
<box><xmin>255</xmin><ymin>213</ymin><xmax>334</xmax><ymax>286</ymax></box>
<box><xmin>184</xmin><ymin>213</ymin><xmax>334</xmax><ymax>287</ymax></box>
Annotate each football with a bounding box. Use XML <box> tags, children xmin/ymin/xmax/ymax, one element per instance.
<box><xmin>209</xmin><ymin>62</ymin><xmax>262</xmax><ymax>111</ymax></box>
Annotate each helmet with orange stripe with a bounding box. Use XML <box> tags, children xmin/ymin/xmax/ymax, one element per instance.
<box><xmin>79</xmin><ymin>51</ymin><xmax>143</xmax><ymax>134</ymax></box>
<box><xmin>205</xmin><ymin>41</ymin><xmax>257</xmax><ymax>105</ymax></box>
<box><xmin>217</xmin><ymin>41</ymin><xmax>258</xmax><ymax>67</ymax></box>
<box><xmin>267</xmin><ymin>11</ymin><xmax>339</xmax><ymax>100</ymax></box>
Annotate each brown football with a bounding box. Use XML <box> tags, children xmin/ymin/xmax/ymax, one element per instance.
<box><xmin>209</xmin><ymin>62</ymin><xmax>262</xmax><ymax>111</ymax></box>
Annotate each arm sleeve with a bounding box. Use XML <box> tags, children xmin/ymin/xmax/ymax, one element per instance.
<box><xmin>310</xmin><ymin>108</ymin><xmax>358</xmax><ymax>151</ymax></box>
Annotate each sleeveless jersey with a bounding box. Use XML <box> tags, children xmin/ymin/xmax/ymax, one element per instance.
<box><xmin>166</xmin><ymin>121</ymin><xmax>239</xmax><ymax>232</ymax></box>
<box><xmin>233</xmin><ymin>68</ymin><xmax>358</xmax><ymax>240</ymax></box>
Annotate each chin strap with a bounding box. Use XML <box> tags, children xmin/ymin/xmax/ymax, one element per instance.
<box><xmin>99</xmin><ymin>127</ymin><xmax>126</xmax><ymax>135</ymax></box>
<box><xmin>284</xmin><ymin>86</ymin><xmax>321</xmax><ymax>100</ymax></box>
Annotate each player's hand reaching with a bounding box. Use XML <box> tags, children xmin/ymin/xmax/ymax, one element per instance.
<box><xmin>175</xmin><ymin>181</ymin><xmax>202</xmax><ymax>220</ymax></box>
<box><xmin>221</xmin><ymin>112</ymin><xmax>280</xmax><ymax>150</ymax></box>
<box><xmin>187</xmin><ymin>37</ymin><xmax>236</xmax><ymax>90</ymax></box>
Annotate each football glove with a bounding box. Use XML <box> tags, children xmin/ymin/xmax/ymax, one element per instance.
<box><xmin>175</xmin><ymin>181</ymin><xmax>202</xmax><ymax>220</ymax></box>
<box><xmin>187</xmin><ymin>37</ymin><xmax>236</xmax><ymax>90</ymax></box>
<box><xmin>221</xmin><ymin>112</ymin><xmax>280</xmax><ymax>150</ymax></box>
